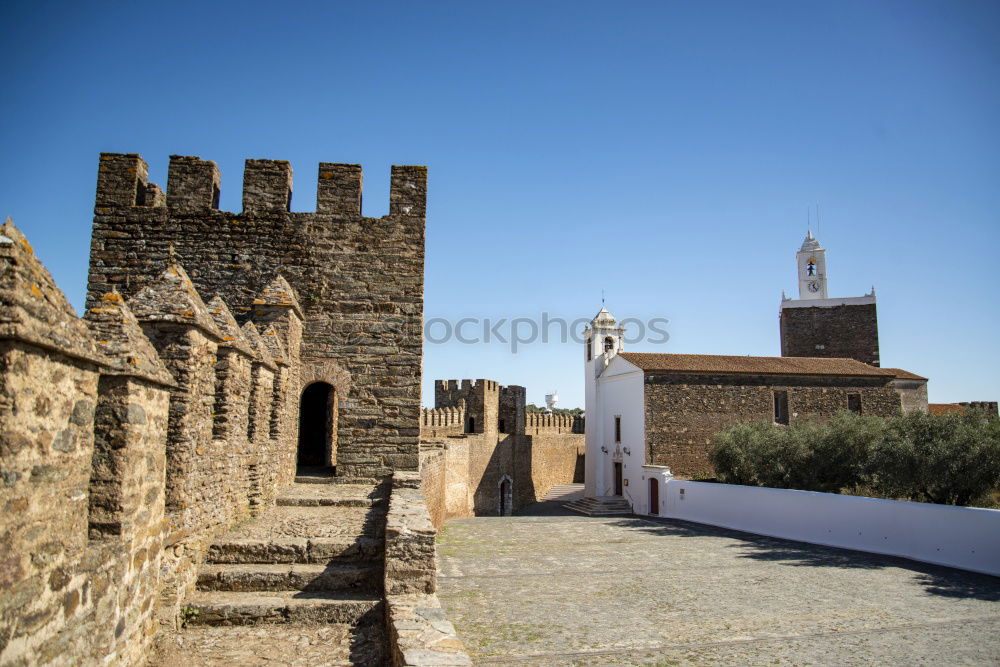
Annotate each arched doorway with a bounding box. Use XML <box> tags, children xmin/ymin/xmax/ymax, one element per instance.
<box><xmin>498</xmin><ymin>476</ymin><xmax>513</xmax><ymax>516</ymax></box>
<box><xmin>297</xmin><ymin>382</ymin><xmax>337</xmax><ymax>471</ymax></box>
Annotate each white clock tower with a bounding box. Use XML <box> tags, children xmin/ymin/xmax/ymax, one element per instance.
<box><xmin>796</xmin><ymin>230</ymin><xmax>828</xmax><ymax>299</ymax></box>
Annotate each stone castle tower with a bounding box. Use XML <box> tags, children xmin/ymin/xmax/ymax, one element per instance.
<box><xmin>89</xmin><ymin>153</ymin><xmax>426</xmax><ymax>478</ymax></box>
<box><xmin>779</xmin><ymin>231</ymin><xmax>880</xmax><ymax>366</ymax></box>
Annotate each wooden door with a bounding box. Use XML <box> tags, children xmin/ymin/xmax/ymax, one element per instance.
<box><xmin>613</xmin><ymin>462</ymin><xmax>623</xmax><ymax>496</ymax></box>
<box><xmin>649</xmin><ymin>478</ymin><xmax>659</xmax><ymax>515</ymax></box>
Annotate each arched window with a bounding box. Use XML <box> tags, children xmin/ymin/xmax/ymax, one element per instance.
<box><xmin>806</xmin><ymin>260</ymin><xmax>816</xmax><ymax>276</ymax></box>
<box><xmin>604</xmin><ymin>336</ymin><xmax>615</xmax><ymax>353</ymax></box>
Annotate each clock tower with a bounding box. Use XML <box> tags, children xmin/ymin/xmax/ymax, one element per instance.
<box><xmin>796</xmin><ymin>230</ymin><xmax>828</xmax><ymax>299</ymax></box>
<box><xmin>780</xmin><ymin>230</ymin><xmax>880</xmax><ymax>366</ymax></box>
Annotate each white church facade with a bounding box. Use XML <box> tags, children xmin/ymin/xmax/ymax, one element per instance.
<box><xmin>573</xmin><ymin>233</ymin><xmax>925</xmax><ymax>517</ymax></box>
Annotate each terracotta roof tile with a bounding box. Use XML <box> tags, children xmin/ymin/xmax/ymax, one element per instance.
<box><xmin>618</xmin><ymin>352</ymin><xmax>895</xmax><ymax>378</ymax></box>
<box><xmin>883</xmin><ymin>367</ymin><xmax>927</xmax><ymax>381</ymax></box>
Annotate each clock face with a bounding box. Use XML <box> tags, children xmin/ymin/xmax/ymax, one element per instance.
<box><xmin>807</xmin><ymin>281</ymin><xmax>820</xmax><ymax>293</ymax></box>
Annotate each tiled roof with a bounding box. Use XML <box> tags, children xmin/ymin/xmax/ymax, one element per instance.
<box><xmin>883</xmin><ymin>368</ymin><xmax>927</xmax><ymax>381</ymax></box>
<box><xmin>618</xmin><ymin>352</ymin><xmax>895</xmax><ymax>378</ymax></box>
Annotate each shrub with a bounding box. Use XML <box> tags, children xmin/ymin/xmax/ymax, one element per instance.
<box><xmin>709</xmin><ymin>411</ymin><xmax>1000</xmax><ymax>506</ymax></box>
<box><xmin>869</xmin><ymin>411</ymin><xmax>1000</xmax><ymax>506</ymax></box>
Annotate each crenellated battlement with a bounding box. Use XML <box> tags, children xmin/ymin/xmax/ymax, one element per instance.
<box><xmin>526</xmin><ymin>413</ymin><xmax>585</xmax><ymax>434</ymax></box>
<box><xmin>87</xmin><ymin>150</ymin><xmax>425</xmax><ymax>482</ymax></box>
<box><xmin>0</xmin><ymin>218</ymin><xmax>312</xmax><ymax>664</ymax></box>
<box><xmin>94</xmin><ymin>152</ymin><xmax>426</xmax><ymax>217</ymax></box>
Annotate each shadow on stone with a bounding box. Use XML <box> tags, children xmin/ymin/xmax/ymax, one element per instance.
<box><xmin>611</xmin><ymin>516</ymin><xmax>1000</xmax><ymax>601</ymax></box>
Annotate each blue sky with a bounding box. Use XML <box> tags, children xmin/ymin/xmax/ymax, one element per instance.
<box><xmin>2</xmin><ymin>0</ymin><xmax>997</xmax><ymax>408</ymax></box>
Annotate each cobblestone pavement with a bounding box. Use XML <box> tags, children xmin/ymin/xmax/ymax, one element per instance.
<box><xmin>437</xmin><ymin>487</ymin><xmax>1000</xmax><ymax>665</ymax></box>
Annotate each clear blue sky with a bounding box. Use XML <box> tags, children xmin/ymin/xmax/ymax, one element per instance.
<box><xmin>2</xmin><ymin>0</ymin><xmax>997</xmax><ymax>409</ymax></box>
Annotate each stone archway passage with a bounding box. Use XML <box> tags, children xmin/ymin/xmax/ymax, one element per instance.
<box><xmin>297</xmin><ymin>382</ymin><xmax>336</xmax><ymax>469</ymax></box>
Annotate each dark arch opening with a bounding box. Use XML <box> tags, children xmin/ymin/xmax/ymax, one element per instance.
<box><xmin>297</xmin><ymin>382</ymin><xmax>337</xmax><ymax>471</ymax></box>
<box><xmin>499</xmin><ymin>477</ymin><xmax>512</xmax><ymax>516</ymax></box>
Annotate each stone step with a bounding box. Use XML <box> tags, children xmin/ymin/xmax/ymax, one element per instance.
<box><xmin>197</xmin><ymin>563</ymin><xmax>379</xmax><ymax>593</ymax></box>
<box><xmin>563</xmin><ymin>496</ymin><xmax>633</xmax><ymax>517</ymax></box>
<box><xmin>206</xmin><ymin>536</ymin><xmax>383</xmax><ymax>565</ymax></box>
<box><xmin>276</xmin><ymin>484</ymin><xmax>385</xmax><ymax>508</ymax></box>
<box><xmin>183</xmin><ymin>590</ymin><xmax>383</xmax><ymax>627</ymax></box>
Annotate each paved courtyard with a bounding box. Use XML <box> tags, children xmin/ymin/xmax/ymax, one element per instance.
<box><xmin>436</xmin><ymin>486</ymin><xmax>1000</xmax><ymax>665</ymax></box>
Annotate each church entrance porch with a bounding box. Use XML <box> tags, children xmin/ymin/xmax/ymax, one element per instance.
<box><xmin>297</xmin><ymin>381</ymin><xmax>337</xmax><ymax>472</ymax></box>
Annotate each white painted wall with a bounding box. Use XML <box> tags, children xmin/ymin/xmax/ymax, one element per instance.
<box><xmin>591</xmin><ymin>356</ymin><xmax>644</xmax><ymax>499</ymax></box>
<box><xmin>661</xmin><ymin>480</ymin><xmax>1000</xmax><ymax>576</ymax></box>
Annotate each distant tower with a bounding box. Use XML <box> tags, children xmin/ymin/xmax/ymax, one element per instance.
<box><xmin>583</xmin><ymin>307</ymin><xmax>625</xmax><ymax>496</ymax></box>
<box><xmin>796</xmin><ymin>230</ymin><xmax>828</xmax><ymax>299</ymax></box>
<box><xmin>780</xmin><ymin>231</ymin><xmax>880</xmax><ymax>366</ymax></box>
<box><xmin>544</xmin><ymin>391</ymin><xmax>558</xmax><ymax>414</ymax></box>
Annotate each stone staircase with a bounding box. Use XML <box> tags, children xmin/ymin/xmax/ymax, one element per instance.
<box><xmin>162</xmin><ymin>480</ymin><xmax>389</xmax><ymax>664</ymax></box>
<box><xmin>563</xmin><ymin>495</ymin><xmax>633</xmax><ymax>517</ymax></box>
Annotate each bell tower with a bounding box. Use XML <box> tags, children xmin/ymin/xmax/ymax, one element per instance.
<box><xmin>584</xmin><ymin>306</ymin><xmax>624</xmax><ymax>379</ymax></box>
<box><xmin>583</xmin><ymin>306</ymin><xmax>625</xmax><ymax>497</ymax></box>
<box><xmin>780</xmin><ymin>231</ymin><xmax>880</xmax><ymax>366</ymax></box>
<box><xmin>796</xmin><ymin>230</ymin><xmax>828</xmax><ymax>299</ymax></box>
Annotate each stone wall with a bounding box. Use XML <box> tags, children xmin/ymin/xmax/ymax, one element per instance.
<box><xmin>419</xmin><ymin>405</ymin><xmax>466</xmax><ymax>439</ymax></box>
<box><xmin>88</xmin><ymin>153</ymin><xmax>425</xmax><ymax>478</ymax></box>
<box><xmin>1</xmin><ymin>221</ymin><xmax>173</xmax><ymax>664</ymax></box>
<box><xmin>780</xmin><ymin>302</ymin><xmax>880</xmax><ymax>366</ymax></box>
<box><xmin>643</xmin><ymin>373</ymin><xmax>902</xmax><ymax>478</ymax></box>
<box><xmin>0</xmin><ymin>217</ymin><xmax>325</xmax><ymax>664</ymax></box>
<box><xmin>434</xmin><ymin>379</ymin><xmax>499</xmax><ymax>435</ymax></box>
<box><xmin>525</xmin><ymin>413</ymin><xmax>584</xmax><ymax>434</ymax></box>
<box><xmin>893</xmin><ymin>379</ymin><xmax>929</xmax><ymax>413</ymax></box>
<box><xmin>418</xmin><ymin>432</ymin><xmax>583</xmax><ymax>529</ymax></box>
<box><xmin>383</xmin><ymin>472</ymin><xmax>471</xmax><ymax>666</ymax></box>
<box><xmin>420</xmin><ymin>378</ymin><xmax>584</xmax><ymax>527</ymax></box>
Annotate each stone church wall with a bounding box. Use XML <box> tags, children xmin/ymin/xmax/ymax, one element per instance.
<box><xmin>643</xmin><ymin>373</ymin><xmax>901</xmax><ymax>478</ymax></box>
<box><xmin>780</xmin><ymin>302</ymin><xmax>880</xmax><ymax>366</ymax></box>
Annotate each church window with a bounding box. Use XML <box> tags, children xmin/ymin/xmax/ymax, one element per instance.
<box><xmin>604</xmin><ymin>336</ymin><xmax>614</xmax><ymax>353</ymax></box>
<box><xmin>806</xmin><ymin>260</ymin><xmax>816</xmax><ymax>276</ymax></box>
<box><xmin>614</xmin><ymin>416</ymin><xmax>621</xmax><ymax>442</ymax></box>
<box><xmin>586</xmin><ymin>339</ymin><xmax>592</xmax><ymax>361</ymax></box>
<box><xmin>848</xmin><ymin>393</ymin><xmax>862</xmax><ymax>415</ymax></box>
<box><xmin>773</xmin><ymin>391</ymin><xmax>789</xmax><ymax>425</ymax></box>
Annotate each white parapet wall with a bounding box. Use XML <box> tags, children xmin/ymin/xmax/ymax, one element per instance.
<box><xmin>661</xmin><ymin>480</ymin><xmax>1000</xmax><ymax>577</ymax></box>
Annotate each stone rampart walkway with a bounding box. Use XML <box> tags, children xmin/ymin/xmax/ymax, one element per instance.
<box><xmin>437</xmin><ymin>485</ymin><xmax>1000</xmax><ymax>665</ymax></box>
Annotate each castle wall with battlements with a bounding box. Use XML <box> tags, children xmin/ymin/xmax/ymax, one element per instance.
<box><xmin>89</xmin><ymin>153</ymin><xmax>425</xmax><ymax>478</ymax></box>
<box><xmin>0</xmin><ymin>216</ymin><xmax>316</xmax><ymax>664</ymax></box>
<box><xmin>419</xmin><ymin>379</ymin><xmax>585</xmax><ymax>528</ymax></box>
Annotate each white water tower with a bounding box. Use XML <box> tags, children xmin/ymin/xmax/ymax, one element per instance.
<box><xmin>544</xmin><ymin>390</ymin><xmax>558</xmax><ymax>414</ymax></box>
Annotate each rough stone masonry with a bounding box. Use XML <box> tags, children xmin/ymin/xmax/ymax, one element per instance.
<box><xmin>89</xmin><ymin>154</ymin><xmax>426</xmax><ymax>478</ymax></box>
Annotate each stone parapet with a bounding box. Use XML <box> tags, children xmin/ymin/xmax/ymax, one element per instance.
<box><xmin>384</xmin><ymin>472</ymin><xmax>471</xmax><ymax>666</ymax></box>
<box><xmin>385</xmin><ymin>472</ymin><xmax>436</xmax><ymax>595</ymax></box>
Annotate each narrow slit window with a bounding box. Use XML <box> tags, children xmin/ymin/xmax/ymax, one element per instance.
<box><xmin>614</xmin><ymin>415</ymin><xmax>622</xmax><ymax>442</ymax></box>
<box><xmin>773</xmin><ymin>390</ymin><xmax>789</xmax><ymax>425</ymax></box>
